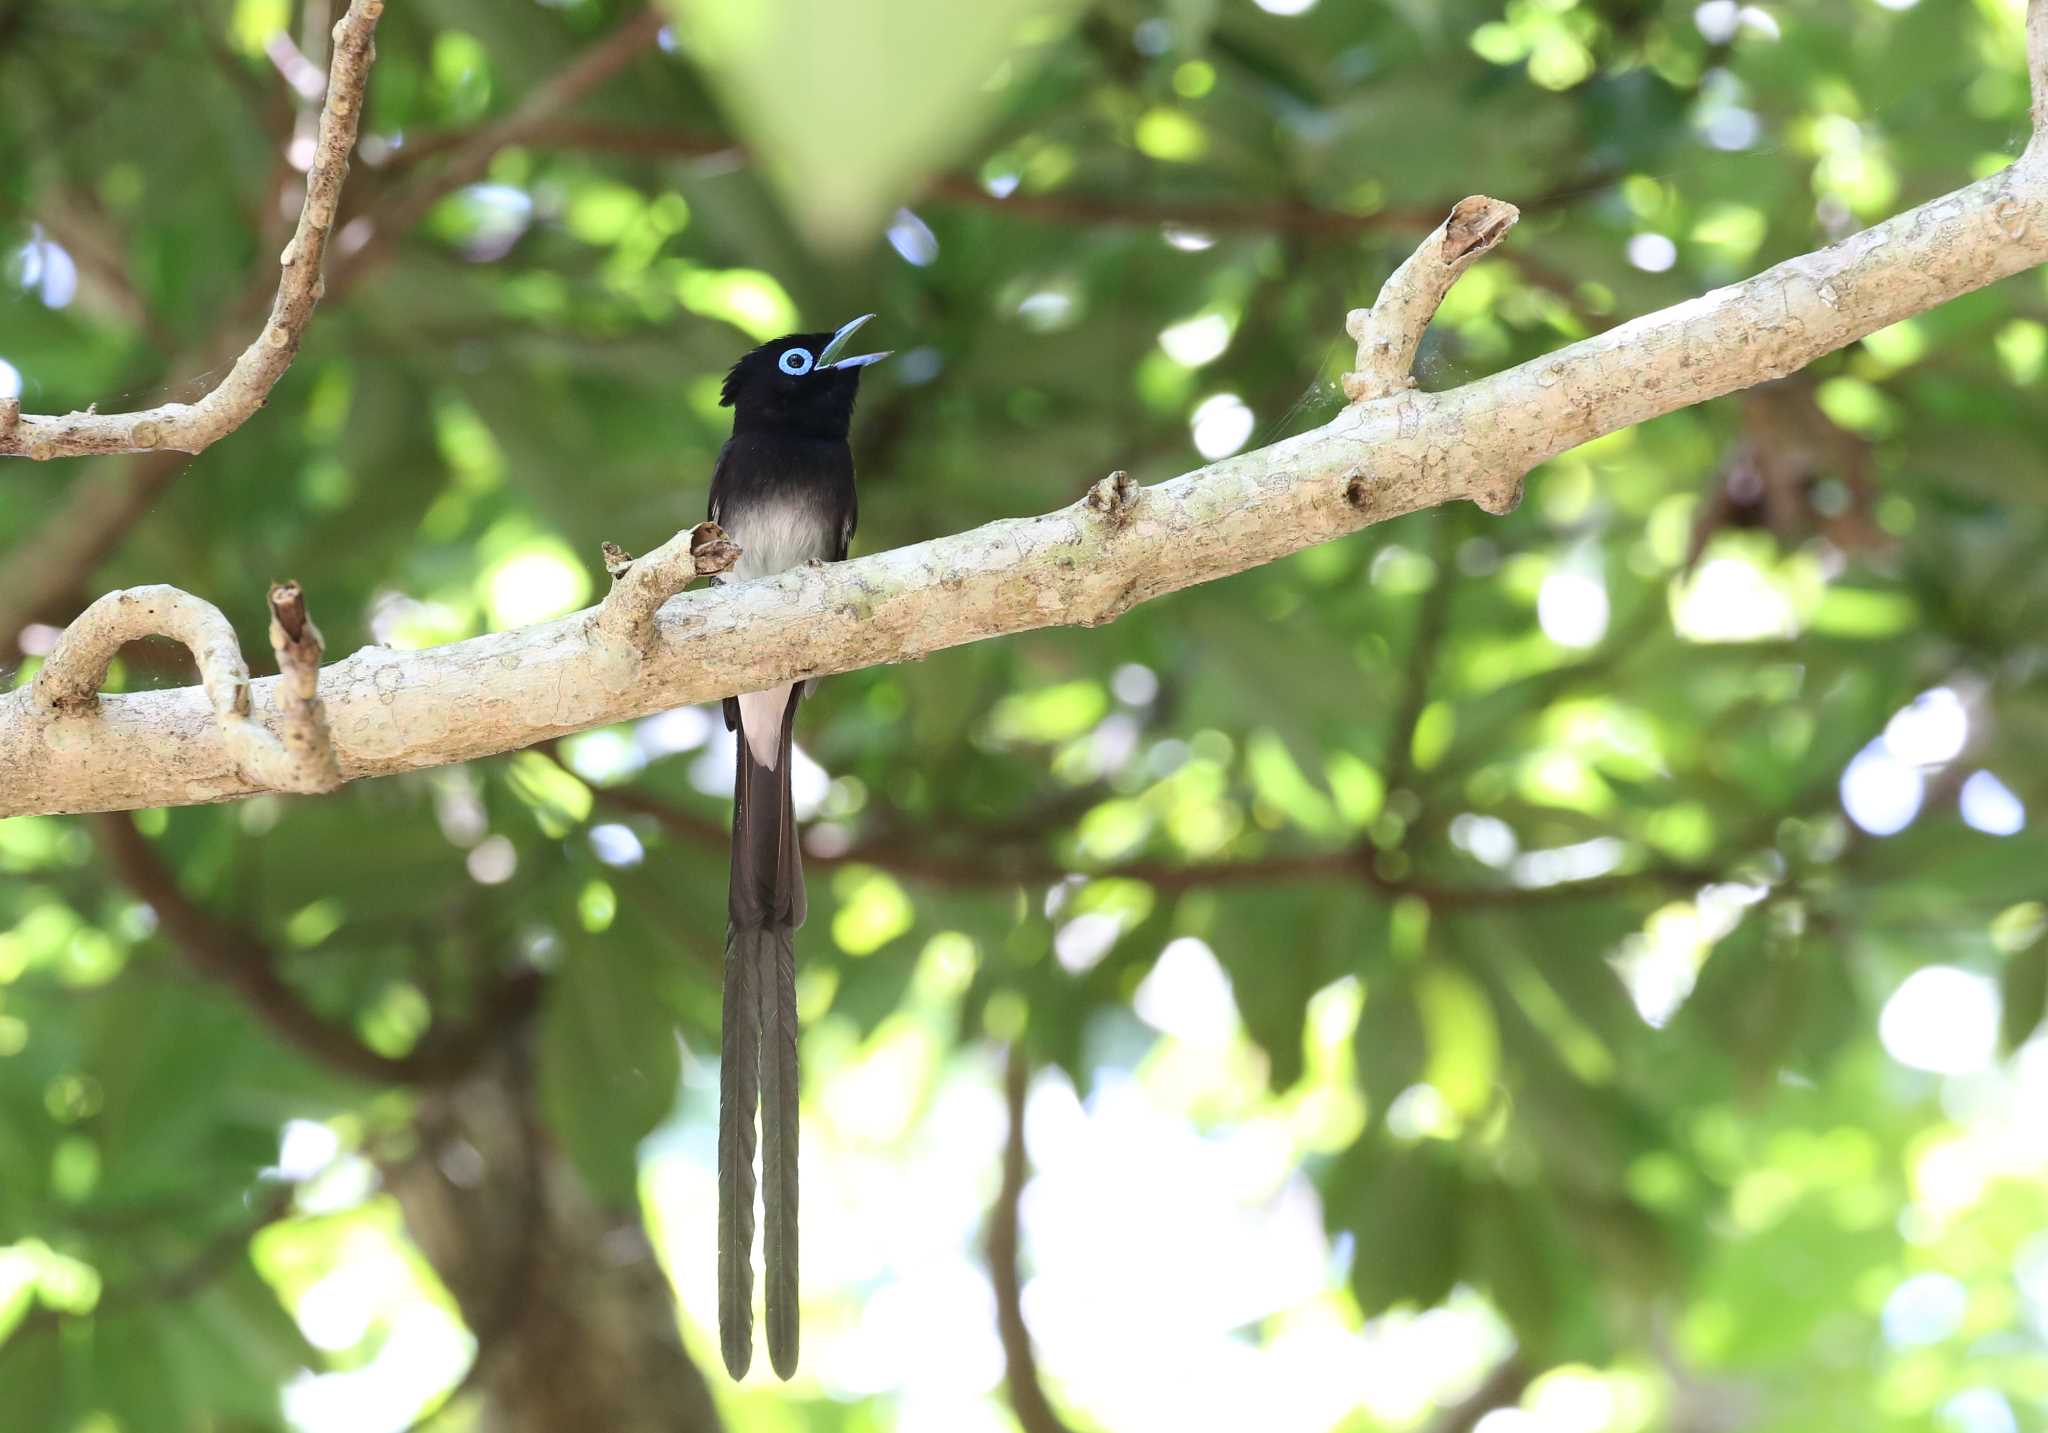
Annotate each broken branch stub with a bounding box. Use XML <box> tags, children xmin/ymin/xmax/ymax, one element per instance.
<box><xmin>1343</xmin><ymin>195</ymin><xmax>1520</xmax><ymax>405</ymax></box>
<box><xmin>593</xmin><ymin>522</ymin><xmax>742</xmax><ymax>650</ymax></box>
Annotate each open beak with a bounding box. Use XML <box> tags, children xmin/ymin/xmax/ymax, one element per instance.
<box><xmin>817</xmin><ymin>313</ymin><xmax>890</xmax><ymax>369</ymax></box>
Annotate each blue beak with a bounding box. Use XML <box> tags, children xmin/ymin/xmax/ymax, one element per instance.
<box><xmin>816</xmin><ymin>314</ymin><xmax>890</xmax><ymax>369</ymax></box>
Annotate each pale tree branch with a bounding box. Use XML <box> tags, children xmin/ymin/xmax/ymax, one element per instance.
<box><xmin>0</xmin><ymin>0</ymin><xmax>383</xmax><ymax>461</ymax></box>
<box><xmin>7</xmin><ymin>42</ymin><xmax>2048</xmax><ymax>815</ymax></box>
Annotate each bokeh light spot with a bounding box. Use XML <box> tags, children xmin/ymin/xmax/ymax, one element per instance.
<box><xmin>1879</xmin><ymin>966</ymin><xmax>1998</xmax><ymax>1075</ymax></box>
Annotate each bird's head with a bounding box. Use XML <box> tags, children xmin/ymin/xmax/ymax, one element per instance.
<box><xmin>720</xmin><ymin>314</ymin><xmax>889</xmax><ymax>439</ymax></box>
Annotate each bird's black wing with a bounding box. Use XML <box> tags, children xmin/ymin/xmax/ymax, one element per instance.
<box><xmin>708</xmin><ymin>440</ymin><xmax>745</xmax><ymax>735</ymax></box>
<box><xmin>835</xmin><ymin>482</ymin><xmax>857</xmax><ymax>562</ymax></box>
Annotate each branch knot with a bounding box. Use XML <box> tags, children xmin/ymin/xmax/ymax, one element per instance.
<box><xmin>1083</xmin><ymin>470</ymin><xmax>1138</xmax><ymax>526</ymax></box>
<box><xmin>594</xmin><ymin>522</ymin><xmax>739</xmax><ymax>651</ymax></box>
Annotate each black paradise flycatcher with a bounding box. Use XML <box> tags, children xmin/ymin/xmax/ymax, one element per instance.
<box><xmin>708</xmin><ymin>315</ymin><xmax>889</xmax><ymax>1380</ymax></box>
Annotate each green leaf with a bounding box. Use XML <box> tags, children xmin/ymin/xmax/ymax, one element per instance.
<box><xmin>1466</xmin><ymin>1181</ymin><xmax>1610</xmax><ymax>1364</ymax></box>
<box><xmin>1415</xmin><ymin>964</ymin><xmax>1498</xmax><ymax>1118</ymax></box>
<box><xmin>539</xmin><ymin>935</ymin><xmax>681</xmax><ymax>1204</ymax></box>
<box><xmin>0</xmin><ymin>1331</ymin><xmax>63</xmax><ymax>1432</ymax></box>
<box><xmin>1356</xmin><ymin>969</ymin><xmax>1427</xmax><ymax>1121</ymax></box>
<box><xmin>1212</xmin><ymin>887</ymin><xmax>1374</xmax><ymax>1090</ymax></box>
<box><xmin>664</xmin><ymin>0</ymin><xmax>1087</xmax><ymax>250</ymax></box>
<box><xmin>2001</xmin><ymin>943</ymin><xmax>2048</xmax><ymax>1053</ymax></box>
<box><xmin>1326</xmin><ymin>1137</ymin><xmax>1465</xmax><ymax>1313</ymax></box>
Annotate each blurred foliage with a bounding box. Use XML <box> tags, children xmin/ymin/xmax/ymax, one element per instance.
<box><xmin>4</xmin><ymin>0</ymin><xmax>2048</xmax><ymax>1430</ymax></box>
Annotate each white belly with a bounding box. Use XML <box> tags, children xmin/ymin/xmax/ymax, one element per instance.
<box><xmin>725</xmin><ymin>500</ymin><xmax>833</xmax><ymax>768</ymax></box>
<box><xmin>728</xmin><ymin>500</ymin><xmax>834</xmax><ymax>582</ymax></box>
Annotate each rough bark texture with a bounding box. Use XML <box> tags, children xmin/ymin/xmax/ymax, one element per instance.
<box><xmin>5</xmin><ymin>136</ymin><xmax>2048</xmax><ymax>815</ymax></box>
<box><xmin>263</xmin><ymin>580</ymin><xmax>344</xmax><ymax>793</ymax></box>
<box><xmin>385</xmin><ymin>1049</ymin><xmax>725</xmax><ymax>1433</ymax></box>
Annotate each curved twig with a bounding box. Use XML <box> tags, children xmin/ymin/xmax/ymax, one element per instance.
<box><xmin>32</xmin><ymin>582</ymin><xmax>341</xmax><ymax>795</ymax></box>
<box><xmin>34</xmin><ymin>585</ymin><xmax>251</xmax><ymax>719</ymax></box>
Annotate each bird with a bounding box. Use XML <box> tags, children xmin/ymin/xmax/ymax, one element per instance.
<box><xmin>708</xmin><ymin>315</ymin><xmax>888</xmax><ymax>1381</ymax></box>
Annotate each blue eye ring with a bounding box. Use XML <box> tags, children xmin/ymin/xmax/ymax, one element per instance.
<box><xmin>778</xmin><ymin>348</ymin><xmax>814</xmax><ymax>376</ymax></box>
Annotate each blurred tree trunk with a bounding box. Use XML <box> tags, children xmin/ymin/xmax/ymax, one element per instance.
<box><xmin>385</xmin><ymin>1049</ymin><xmax>724</xmax><ymax>1433</ymax></box>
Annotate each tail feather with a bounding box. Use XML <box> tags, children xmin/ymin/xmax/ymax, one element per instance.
<box><xmin>719</xmin><ymin>692</ymin><xmax>804</xmax><ymax>1381</ymax></box>
<box><xmin>757</xmin><ymin>922</ymin><xmax>800</xmax><ymax>1377</ymax></box>
<box><xmin>716</xmin><ymin>931</ymin><xmax>759</xmax><ymax>1381</ymax></box>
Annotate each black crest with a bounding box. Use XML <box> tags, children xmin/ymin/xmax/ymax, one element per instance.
<box><xmin>718</xmin><ymin>318</ymin><xmax>888</xmax><ymax>440</ymax></box>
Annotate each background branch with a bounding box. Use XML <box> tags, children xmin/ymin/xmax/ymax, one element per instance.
<box><xmin>331</xmin><ymin>5</ymin><xmax>668</xmax><ymax>296</ymax></box>
<box><xmin>0</xmin><ymin>1182</ymin><xmax>299</xmax><ymax>1367</ymax></box>
<box><xmin>580</xmin><ymin>754</ymin><xmax>1718</xmax><ymax>906</ymax></box>
<box><xmin>988</xmin><ymin>1047</ymin><xmax>1078</xmax><ymax>1433</ymax></box>
<box><xmin>379</xmin><ymin>118</ymin><xmax>1612</xmax><ymax>238</ymax></box>
<box><xmin>0</xmin><ymin>0</ymin><xmax>383</xmax><ymax>461</ymax></box>
<box><xmin>92</xmin><ymin>813</ymin><xmax>540</xmax><ymax>1086</ymax></box>
<box><xmin>1423</xmin><ymin>1359</ymin><xmax>1534</xmax><ymax>1433</ymax></box>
